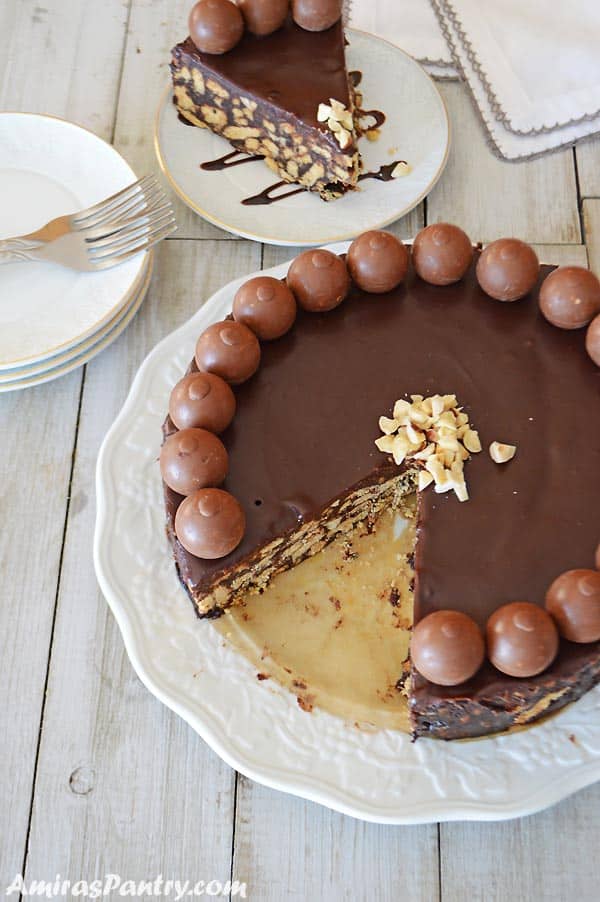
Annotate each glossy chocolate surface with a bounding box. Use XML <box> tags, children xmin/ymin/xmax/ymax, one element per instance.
<box><xmin>587</xmin><ymin>314</ymin><xmax>600</xmax><ymax>366</ymax></box>
<box><xmin>233</xmin><ymin>276</ymin><xmax>297</xmax><ymax>340</ymax></box>
<box><xmin>175</xmin><ymin>488</ymin><xmax>245</xmax><ymax>559</ymax></box>
<box><xmin>195</xmin><ymin>320</ymin><xmax>260</xmax><ymax>384</ymax></box>
<box><xmin>169</xmin><ymin>371</ymin><xmax>236</xmax><ymax>433</ymax></box>
<box><xmin>411</xmin><ymin>610</ymin><xmax>485</xmax><ymax>687</ymax></box>
<box><xmin>160</xmin><ymin>427</ymin><xmax>228</xmax><ymax>495</ymax></box>
<box><xmin>237</xmin><ymin>0</ymin><xmax>289</xmax><ymax>36</ymax></box>
<box><xmin>412</xmin><ymin>223</ymin><xmax>473</xmax><ymax>286</ymax></box>
<box><xmin>189</xmin><ymin>0</ymin><xmax>244</xmax><ymax>54</ymax></box>
<box><xmin>546</xmin><ymin>569</ymin><xmax>600</xmax><ymax>643</ymax></box>
<box><xmin>164</xmin><ymin>254</ymin><xmax>600</xmax><ymax>735</ymax></box>
<box><xmin>347</xmin><ymin>230</ymin><xmax>409</xmax><ymax>294</ymax></box>
<box><xmin>292</xmin><ymin>0</ymin><xmax>341</xmax><ymax>32</ymax></box>
<box><xmin>287</xmin><ymin>249</ymin><xmax>350</xmax><ymax>311</ymax></box>
<box><xmin>178</xmin><ymin>16</ymin><xmax>351</xmax><ymax>136</ymax></box>
<box><xmin>476</xmin><ymin>238</ymin><xmax>539</xmax><ymax>302</ymax></box>
<box><xmin>540</xmin><ymin>266</ymin><xmax>600</xmax><ymax>330</ymax></box>
<box><xmin>486</xmin><ymin>602</ymin><xmax>559</xmax><ymax>678</ymax></box>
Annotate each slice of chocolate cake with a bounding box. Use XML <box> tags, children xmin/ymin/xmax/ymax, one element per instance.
<box><xmin>170</xmin><ymin>11</ymin><xmax>361</xmax><ymax>200</ymax></box>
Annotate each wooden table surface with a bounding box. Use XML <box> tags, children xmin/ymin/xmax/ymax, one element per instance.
<box><xmin>2</xmin><ymin>3</ymin><xmax>600</xmax><ymax>899</ymax></box>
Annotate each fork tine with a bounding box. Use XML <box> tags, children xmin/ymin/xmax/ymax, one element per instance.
<box><xmin>87</xmin><ymin>208</ymin><xmax>176</xmax><ymax>254</ymax></box>
<box><xmin>84</xmin><ymin>199</ymin><xmax>174</xmax><ymax>243</ymax></box>
<box><xmin>76</xmin><ymin>178</ymin><xmax>163</xmax><ymax>230</ymax></box>
<box><xmin>72</xmin><ymin>176</ymin><xmax>155</xmax><ymax>224</ymax></box>
<box><xmin>79</xmin><ymin>187</ymin><xmax>167</xmax><ymax>237</ymax></box>
<box><xmin>89</xmin><ymin>220</ymin><xmax>177</xmax><ymax>269</ymax></box>
<box><xmin>79</xmin><ymin>183</ymin><xmax>166</xmax><ymax>232</ymax></box>
<box><xmin>89</xmin><ymin>217</ymin><xmax>177</xmax><ymax>260</ymax></box>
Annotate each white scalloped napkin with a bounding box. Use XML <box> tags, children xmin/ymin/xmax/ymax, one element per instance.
<box><xmin>440</xmin><ymin>0</ymin><xmax>600</xmax><ymax>133</ymax></box>
<box><xmin>347</xmin><ymin>0</ymin><xmax>457</xmax><ymax>78</ymax></box>
<box><xmin>433</xmin><ymin>0</ymin><xmax>600</xmax><ymax>159</ymax></box>
<box><xmin>350</xmin><ymin>0</ymin><xmax>600</xmax><ymax>160</ymax></box>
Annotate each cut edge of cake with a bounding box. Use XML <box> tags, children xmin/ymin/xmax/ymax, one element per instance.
<box><xmin>164</xmin><ymin>451</ymin><xmax>418</xmax><ymax>617</ymax></box>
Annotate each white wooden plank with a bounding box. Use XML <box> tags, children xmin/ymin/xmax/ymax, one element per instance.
<box><xmin>577</xmin><ymin>138</ymin><xmax>600</xmax><ymax>198</ymax></box>
<box><xmin>427</xmin><ymin>82</ymin><xmax>581</xmax><ymax>245</ymax></box>
<box><xmin>233</xmin><ymin>776</ymin><xmax>439</xmax><ymax>902</ymax></box>
<box><xmin>440</xmin><ymin>784</ymin><xmax>600</xmax><ymax>902</ymax></box>
<box><xmin>583</xmin><ymin>200</ymin><xmax>600</xmax><ymax>274</ymax></box>
<box><xmin>533</xmin><ymin>244</ymin><xmax>588</xmax><ymax>267</ymax></box>
<box><xmin>0</xmin><ymin>373</ymin><xmax>82</xmax><ymax>887</ymax></box>
<box><xmin>23</xmin><ymin>239</ymin><xmax>260</xmax><ymax>883</ymax></box>
<box><xmin>0</xmin><ymin>0</ymin><xmax>130</xmax><ymax>140</ymax></box>
<box><xmin>0</xmin><ymin>0</ymin><xmax>131</xmax><ymax>886</ymax></box>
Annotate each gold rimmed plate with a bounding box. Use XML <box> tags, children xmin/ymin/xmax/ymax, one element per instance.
<box><xmin>155</xmin><ymin>30</ymin><xmax>450</xmax><ymax>246</ymax></box>
<box><xmin>0</xmin><ymin>112</ymin><xmax>148</xmax><ymax>370</ymax></box>
<box><xmin>0</xmin><ymin>257</ymin><xmax>153</xmax><ymax>392</ymax></box>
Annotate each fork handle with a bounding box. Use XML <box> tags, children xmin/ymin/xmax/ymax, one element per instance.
<box><xmin>0</xmin><ymin>238</ymin><xmax>42</xmax><ymax>265</ymax></box>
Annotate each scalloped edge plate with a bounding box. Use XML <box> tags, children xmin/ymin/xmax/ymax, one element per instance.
<box><xmin>94</xmin><ymin>244</ymin><xmax>600</xmax><ymax>823</ymax></box>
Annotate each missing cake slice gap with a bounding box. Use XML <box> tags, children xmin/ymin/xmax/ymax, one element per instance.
<box><xmin>213</xmin><ymin>493</ymin><xmax>418</xmax><ymax>731</ymax></box>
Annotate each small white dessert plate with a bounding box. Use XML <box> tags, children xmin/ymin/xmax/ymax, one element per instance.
<box><xmin>155</xmin><ymin>30</ymin><xmax>450</xmax><ymax>245</ymax></box>
<box><xmin>0</xmin><ymin>252</ymin><xmax>153</xmax><ymax>385</ymax></box>
<box><xmin>0</xmin><ymin>256</ymin><xmax>152</xmax><ymax>393</ymax></box>
<box><xmin>0</xmin><ymin>112</ymin><xmax>147</xmax><ymax>369</ymax></box>
<box><xmin>95</xmin><ymin>245</ymin><xmax>600</xmax><ymax>824</ymax></box>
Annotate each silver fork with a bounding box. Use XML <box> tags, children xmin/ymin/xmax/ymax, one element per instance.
<box><xmin>0</xmin><ymin>175</ymin><xmax>177</xmax><ymax>271</ymax></box>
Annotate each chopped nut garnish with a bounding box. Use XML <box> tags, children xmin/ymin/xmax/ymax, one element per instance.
<box><xmin>392</xmin><ymin>161</ymin><xmax>411</xmax><ymax>178</ymax></box>
<box><xmin>463</xmin><ymin>429</ymin><xmax>482</xmax><ymax>453</ymax></box>
<box><xmin>317</xmin><ymin>98</ymin><xmax>354</xmax><ymax>149</ymax></box>
<box><xmin>418</xmin><ymin>470</ymin><xmax>434</xmax><ymax>491</ymax></box>
<box><xmin>375</xmin><ymin>394</ymin><xmax>482</xmax><ymax>502</ymax></box>
<box><xmin>489</xmin><ymin>441</ymin><xmax>517</xmax><ymax>464</ymax></box>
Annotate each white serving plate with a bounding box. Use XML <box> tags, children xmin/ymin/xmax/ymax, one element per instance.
<box><xmin>155</xmin><ymin>31</ymin><xmax>449</xmax><ymax>245</ymax></box>
<box><xmin>0</xmin><ymin>112</ymin><xmax>146</xmax><ymax>369</ymax></box>
<box><xmin>95</xmin><ymin>245</ymin><xmax>600</xmax><ymax>823</ymax></box>
<box><xmin>0</xmin><ymin>257</ymin><xmax>152</xmax><ymax>392</ymax></box>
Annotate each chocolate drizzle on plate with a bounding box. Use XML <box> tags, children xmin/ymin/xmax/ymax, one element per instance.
<box><xmin>359</xmin><ymin>161</ymin><xmax>407</xmax><ymax>183</ymax></box>
<box><xmin>241</xmin><ymin>179</ymin><xmax>305</xmax><ymax>206</ymax></box>
<box><xmin>200</xmin><ymin>150</ymin><xmax>264</xmax><ymax>171</ymax></box>
<box><xmin>358</xmin><ymin>108</ymin><xmax>386</xmax><ymax>130</ymax></box>
<box><xmin>239</xmin><ymin>159</ymin><xmax>409</xmax><ymax>206</ymax></box>
<box><xmin>349</xmin><ymin>70</ymin><xmax>386</xmax><ymax>131</ymax></box>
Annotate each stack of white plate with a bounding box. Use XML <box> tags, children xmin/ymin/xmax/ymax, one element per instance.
<box><xmin>0</xmin><ymin>113</ymin><xmax>154</xmax><ymax>392</ymax></box>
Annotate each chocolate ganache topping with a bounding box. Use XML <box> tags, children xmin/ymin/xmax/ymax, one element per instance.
<box><xmin>162</xmin><ymin>228</ymin><xmax>600</xmax><ymax>739</ymax></box>
<box><xmin>179</xmin><ymin>16</ymin><xmax>352</xmax><ymax>137</ymax></box>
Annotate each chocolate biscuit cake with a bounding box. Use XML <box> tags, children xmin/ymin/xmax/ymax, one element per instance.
<box><xmin>161</xmin><ymin>224</ymin><xmax>600</xmax><ymax>740</ymax></box>
<box><xmin>170</xmin><ymin>1</ymin><xmax>362</xmax><ymax>199</ymax></box>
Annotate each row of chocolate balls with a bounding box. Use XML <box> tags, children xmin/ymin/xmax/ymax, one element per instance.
<box><xmin>417</xmin><ymin>224</ymin><xmax>600</xmax><ymax>361</ymax></box>
<box><xmin>162</xmin><ymin>227</ymin><xmax>419</xmax><ymax>561</ymax></box>
<box><xmin>188</xmin><ymin>0</ymin><xmax>342</xmax><ymax>57</ymax></box>
<box><xmin>412</xmin><ymin>558</ymin><xmax>600</xmax><ymax>687</ymax></box>
<box><xmin>162</xmin><ymin>223</ymin><xmax>600</xmax><ymax>561</ymax></box>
